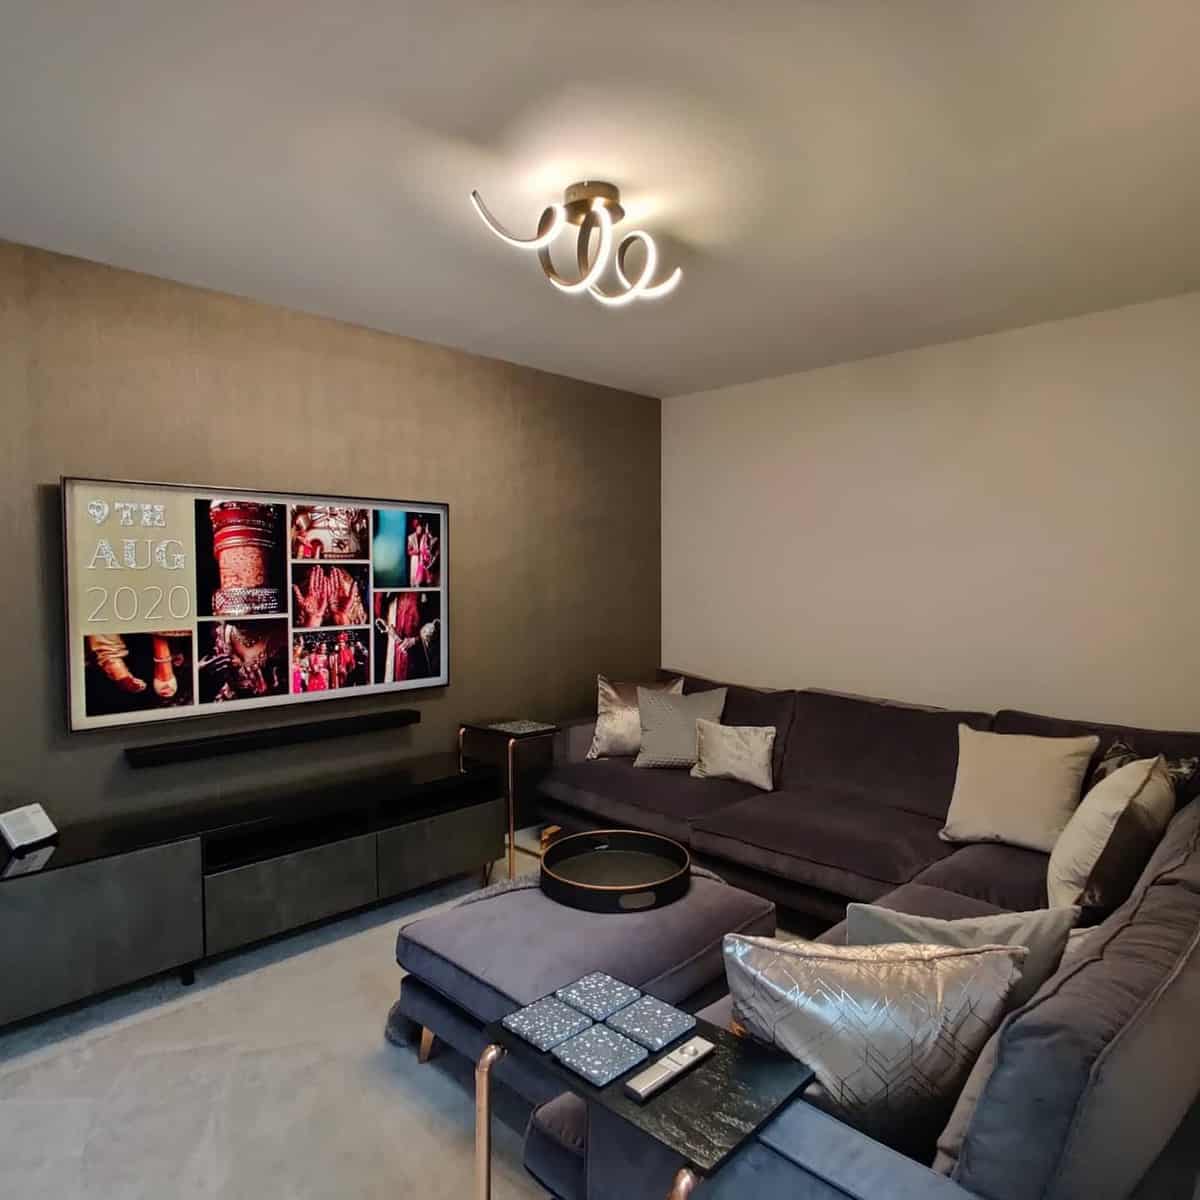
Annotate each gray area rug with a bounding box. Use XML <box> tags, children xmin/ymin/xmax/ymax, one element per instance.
<box><xmin>0</xmin><ymin>866</ymin><xmax>545</xmax><ymax>1200</ymax></box>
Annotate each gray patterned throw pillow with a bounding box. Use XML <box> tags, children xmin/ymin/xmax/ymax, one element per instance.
<box><xmin>633</xmin><ymin>687</ymin><xmax>727</xmax><ymax>769</ymax></box>
<box><xmin>586</xmin><ymin>674</ymin><xmax>685</xmax><ymax>759</ymax></box>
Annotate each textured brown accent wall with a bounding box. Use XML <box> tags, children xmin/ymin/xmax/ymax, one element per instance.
<box><xmin>0</xmin><ymin>241</ymin><xmax>660</xmax><ymax>825</ymax></box>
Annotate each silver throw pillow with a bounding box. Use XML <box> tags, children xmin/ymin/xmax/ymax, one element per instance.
<box><xmin>633</xmin><ymin>687</ymin><xmax>727</xmax><ymax>769</ymax></box>
<box><xmin>724</xmin><ymin>933</ymin><xmax>1025</xmax><ymax>1157</ymax></box>
<box><xmin>586</xmin><ymin>675</ymin><xmax>683</xmax><ymax>759</ymax></box>
<box><xmin>690</xmin><ymin>718</ymin><xmax>776</xmax><ymax>790</ymax></box>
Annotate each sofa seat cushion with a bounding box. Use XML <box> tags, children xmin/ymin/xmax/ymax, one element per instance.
<box><xmin>779</xmin><ymin>690</ymin><xmax>993</xmax><ymax>820</ymax></box>
<box><xmin>538</xmin><ymin>758</ymin><xmax>757</xmax><ymax>845</ymax></box>
<box><xmin>397</xmin><ymin>874</ymin><xmax>775</xmax><ymax>1025</ymax></box>
<box><xmin>912</xmin><ymin>843</ymin><xmax>1049</xmax><ymax>912</ymax></box>
<box><xmin>524</xmin><ymin>1093</ymin><xmax>586</xmax><ymax>1200</ymax></box>
<box><xmin>691</xmin><ymin>788</ymin><xmax>955</xmax><ymax>903</ymax></box>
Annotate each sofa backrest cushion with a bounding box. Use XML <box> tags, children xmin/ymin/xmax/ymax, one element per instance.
<box><xmin>677</xmin><ymin>673</ymin><xmax>796</xmax><ymax>784</ymax></box>
<box><xmin>939</xmin><ymin>800</ymin><xmax>1200</xmax><ymax>1200</ymax></box>
<box><xmin>993</xmin><ymin>709</ymin><xmax>1200</xmax><ymax>807</ymax></box>
<box><xmin>780</xmin><ymin>690</ymin><xmax>992</xmax><ymax>820</ymax></box>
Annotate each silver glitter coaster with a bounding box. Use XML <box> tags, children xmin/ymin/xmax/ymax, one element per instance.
<box><xmin>605</xmin><ymin>994</ymin><xmax>697</xmax><ymax>1051</ymax></box>
<box><xmin>552</xmin><ymin>1024</ymin><xmax>648</xmax><ymax>1087</ymax></box>
<box><xmin>502</xmin><ymin>996</ymin><xmax>593</xmax><ymax>1051</ymax></box>
<box><xmin>555</xmin><ymin>972</ymin><xmax>641</xmax><ymax>1021</ymax></box>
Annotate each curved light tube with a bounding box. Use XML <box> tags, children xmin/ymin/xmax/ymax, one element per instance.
<box><xmin>471</xmin><ymin>189</ymin><xmax>681</xmax><ymax>306</ymax></box>
<box><xmin>588</xmin><ymin>232</ymin><xmax>658</xmax><ymax>306</ymax></box>
<box><xmin>540</xmin><ymin>200</ymin><xmax>613</xmax><ymax>295</ymax></box>
<box><xmin>613</xmin><ymin>233</ymin><xmax>682</xmax><ymax>299</ymax></box>
<box><xmin>469</xmin><ymin>190</ymin><xmax>566</xmax><ymax>250</ymax></box>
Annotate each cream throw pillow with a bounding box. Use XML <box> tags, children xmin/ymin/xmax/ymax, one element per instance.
<box><xmin>725</xmin><ymin>933</ymin><xmax>1025</xmax><ymax>1159</ymax></box>
<box><xmin>1047</xmin><ymin>756</ymin><xmax>1175</xmax><ymax>912</ymax></box>
<box><xmin>586</xmin><ymin>674</ymin><xmax>683</xmax><ymax>759</ymax></box>
<box><xmin>940</xmin><ymin>725</ymin><xmax>1099</xmax><ymax>853</ymax></box>
<box><xmin>690</xmin><ymin>718</ymin><xmax>776</xmax><ymax>790</ymax></box>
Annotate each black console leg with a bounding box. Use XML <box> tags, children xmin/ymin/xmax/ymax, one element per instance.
<box><xmin>180</xmin><ymin>964</ymin><xmax>196</xmax><ymax>987</ymax></box>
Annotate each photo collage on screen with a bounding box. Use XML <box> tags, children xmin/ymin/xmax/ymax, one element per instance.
<box><xmin>370</xmin><ymin>509</ymin><xmax>442</xmax><ymax>686</ymax></box>
<box><xmin>79</xmin><ymin>490</ymin><xmax>444</xmax><ymax>723</ymax></box>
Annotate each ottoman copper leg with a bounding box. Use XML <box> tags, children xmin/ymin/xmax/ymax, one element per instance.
<box><xmin>418</xmin><ymin>1026</ymin><xmax>436</xmax><ymax>1064</ymax></box>
<box><xmin>475</xmin><ymin>1043</ymin><xmax>507</xmax><ymax>1200</ymax></box>
<box><xmin>667</xmin><ymin>1167</ymin><xmax>700</xmax><ymax>1198</ymax></box>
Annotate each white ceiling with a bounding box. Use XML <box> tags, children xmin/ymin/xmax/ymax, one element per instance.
<box><xmin>2</xmin><ymin>1</ymin><xmax>1199</xmax><ymax>398</ymax></box>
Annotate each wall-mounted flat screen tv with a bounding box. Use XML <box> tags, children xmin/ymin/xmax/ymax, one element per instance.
<box><xmin>62</xmin><ymin>477</ymin><xmax>448</xmax><ymax>731</ymax></box>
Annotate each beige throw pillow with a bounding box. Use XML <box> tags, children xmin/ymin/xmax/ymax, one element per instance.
<box><xmin>940</xmin><ymin>725</ymin><xmax>1099</xmax><ymax>853</ymax></box>
<box><xmin>1047</xmin><ymin>756</ymin><xmax>1175</xmax><ymax>914</ymax></box>
<box><xmin>690</xmin><ymin>718</ymin><xmax>776</xmax><ymax>790</ymax></box>
<box><xmin>725</xmin><ymin>933</ymin><xmax>1025</xmax><ymax>1159</ymax></box>
<box><xmin>586</xmin><ymin>674</ymin><xmax>683</xmax><ymax>759</ymax></box>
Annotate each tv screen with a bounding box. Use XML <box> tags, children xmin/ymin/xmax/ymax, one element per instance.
<box><xmin>62</xmin><ymin>477</ymin><xmax>448</xmax><ymax>731</ymax></box>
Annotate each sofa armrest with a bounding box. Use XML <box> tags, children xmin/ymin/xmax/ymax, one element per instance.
<box><xmin>554</xmin><ymin>716</ymin><xmax>596</xmax><ymax>765</ymax></box>
<box><xmin>584</xmin><ymin>1099</ymin><xmax>980</xmax><ymax>1200</ymax></box>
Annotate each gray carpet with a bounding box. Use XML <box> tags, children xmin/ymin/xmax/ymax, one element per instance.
<box><xmin>0</xmin><ymin>866</ymin><xmax>546</xmax><ymax>1199</ymax></box>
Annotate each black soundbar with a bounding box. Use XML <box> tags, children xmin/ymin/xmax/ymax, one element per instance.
<box><xmin>125</xmin><ymin>708</ymin><xmax>421</xmax><ymax>768</ymax></box>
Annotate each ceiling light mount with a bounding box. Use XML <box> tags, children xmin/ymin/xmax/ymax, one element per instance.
<box><xmin>562</xmin><ymin>180</ymin><xmax>624</xmax><ymax>226</ymax></box>
<box><xmin>470</xmin><ymin>180</ymin><xmax>681</xmax><ymax>307</ymax></box>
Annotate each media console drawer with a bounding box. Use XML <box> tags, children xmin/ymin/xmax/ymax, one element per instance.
<box><xmin>378</xmin><ymin>799</ymin><xmax>505</xmax><ymax>897</ymax></box>
<box><xmin>0</xmin><ymin>839</ymin><xmax>203</xmax><ymax>1027</ymax></box>
<box><xmin>204</xmin><ymin>832</ymin><xmax>377</xmax><ymax>957</ymax></box>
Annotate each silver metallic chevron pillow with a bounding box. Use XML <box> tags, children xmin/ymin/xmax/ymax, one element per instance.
<box><xmin>724</xmin><ymin>934</ymin><xmax>1026</xmax><ymax>1158</ymax></box>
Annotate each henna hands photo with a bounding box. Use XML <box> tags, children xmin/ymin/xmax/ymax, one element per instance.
<box><xmin>329</xmin><ymin>566</ymin><xmax>367</xmax><ymax>626</ymax></box>
<box><xmin>293</xmin><ymin>565</ymin><xmax>329</xmax><ymax>628</ymax></box>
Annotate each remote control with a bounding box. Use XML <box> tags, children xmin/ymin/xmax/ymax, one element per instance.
<box><xmin>623</xmin><ymin>1035</ymin><xmax>715</xmax><ymax>1102</ymax></box>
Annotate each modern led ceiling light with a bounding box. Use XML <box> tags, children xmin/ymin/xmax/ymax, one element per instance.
<box><xmin>470</xmin><ymin>181</ymin><xmax>682</xmax><ymax>307</ymax></box>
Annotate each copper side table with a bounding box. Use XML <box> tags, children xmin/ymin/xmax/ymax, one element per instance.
<box><xmin>475</xmin><ymin>1011</ymin><xmax>812</xmax><ymax>1199</ymax></box>
<box><xmin>458</xmin><ymin>720</ymin><xmax>558</xmax><ymax>880</ymax></box>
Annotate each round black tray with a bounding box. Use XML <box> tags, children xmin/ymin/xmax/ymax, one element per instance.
<box><xmin>540</xmin><ymin>829</ymin><xmax>691</xmax><ymax>913</ymax></box>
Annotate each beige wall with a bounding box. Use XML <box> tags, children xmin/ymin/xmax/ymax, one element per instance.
<box><xmin>0</xmin><ymin>242</ymin><xmax>660</xmax><ymax>825</ymax></box>
<box><xmin>663</xmin><ymin>292</ymin><xmax>1200</xmax><ymax>729</ymax></box>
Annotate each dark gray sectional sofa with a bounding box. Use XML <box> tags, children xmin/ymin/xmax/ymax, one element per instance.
<box><xmin>538</xmin><ymin>674</ymin><xmax>1200</xmax><ymax>927</ymax></box>
<box><xmin>529</xmin><ymin>673</ymin><xmax>1200</xmax><ymax>1199</ymax></box>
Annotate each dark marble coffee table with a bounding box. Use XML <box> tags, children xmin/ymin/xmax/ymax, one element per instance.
<box><xmin>475</xmin><ymin>1009</ymin><xmax>813</xmax><ymax>1199</ymax></box>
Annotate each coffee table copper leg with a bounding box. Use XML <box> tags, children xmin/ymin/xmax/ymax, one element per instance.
<box><xmin>667</xmin><ymin>1167</ymin><xmax>700</xmax><ymax>1198</ymax></box>
<box><xmin>475</xmin><ymin>1043</ymin><xmax>507</xmax><ymax>1200</ymax></box>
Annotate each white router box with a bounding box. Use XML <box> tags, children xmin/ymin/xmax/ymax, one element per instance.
<box><xmin>0</xmin><ymin>803</ymin><xmax>58</xmax><ymax>854</ymax></box>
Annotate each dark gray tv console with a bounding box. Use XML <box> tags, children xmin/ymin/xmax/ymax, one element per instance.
<box><xmin>0</xmin><ymin>752</ymin><xmax>502</xmax><ymax>1028</ymax></box>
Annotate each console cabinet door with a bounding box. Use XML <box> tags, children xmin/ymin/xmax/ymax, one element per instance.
<box><xmin>204</xmin><ymin>833</ymin><xmax>377</xmax><ymax>957</ymax></box>
<box><xmin>378</xmin><ymin>799</ymin><xmax>505</xmax><ymax>897</ymax></box>
<box><xmin>0</xmin><ymin>839</ymin><xmax>203</xmax><ymax>1027</ymax></box>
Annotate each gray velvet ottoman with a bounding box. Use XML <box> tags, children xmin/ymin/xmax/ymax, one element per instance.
<box><xmin>387</xmin><ymin>873</ymin><xmax>775</xmax><ymax>1110</ymax></box>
